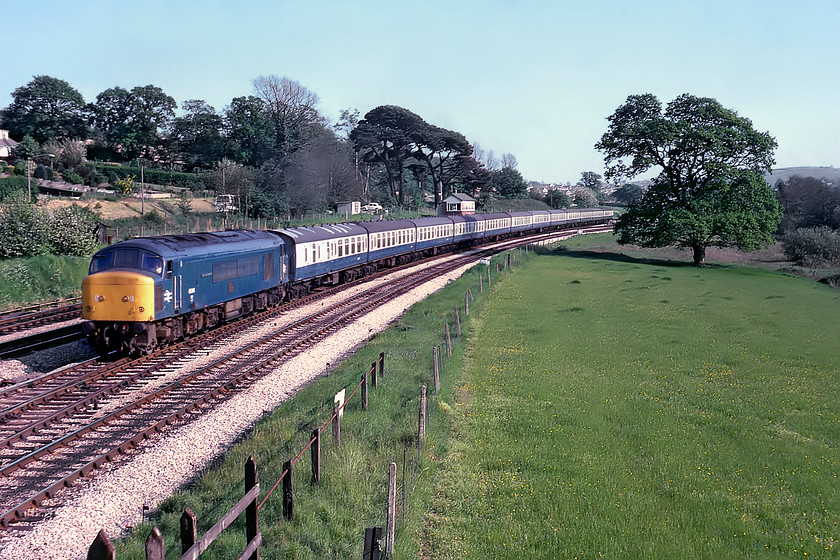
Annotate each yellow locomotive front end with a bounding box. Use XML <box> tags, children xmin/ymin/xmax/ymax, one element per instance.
<box><xmin>82</xmin><ymin>270</ymin><xmax>156</xmax><ymax>322</ymax></box>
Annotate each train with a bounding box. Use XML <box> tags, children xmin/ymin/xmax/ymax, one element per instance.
<box><xmin>80</xmin><ymin>207</ymin><xmax>614</xmax><ymax>354</ymax></box>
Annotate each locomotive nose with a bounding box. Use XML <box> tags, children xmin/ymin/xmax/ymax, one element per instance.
<box><xmin>82</xmin><ymin>271</ymin><xmax>156</xmax><ymax>322</ymax></box>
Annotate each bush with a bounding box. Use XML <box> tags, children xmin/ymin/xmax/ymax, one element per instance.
<box><xmin>0</xmin><ymin>199</ymin><xmax>100</xmax><ymax>258</ymax></box>
<box><xmin>63</xmin><ymin>171</ymin><xmax>84</xmax><ymax>185</ymax></box>
<box><xmin>50</xmin><ymin>205</ymin><xmax>100</xmax><ymax>256</ymax></box>
<box><xmin>782</xmin><ymin>226</ymin><xmax>840</xmax><ymax>266</ymax></box>
<box><xmin>0</xmin><ymin>177</ymin><xmax>33</xmax><ymax>202</ymax></box>
<box><xmin>0</xmin><ymin>200</ymin><xmax>52</xmax><ymax>257</ymax></box>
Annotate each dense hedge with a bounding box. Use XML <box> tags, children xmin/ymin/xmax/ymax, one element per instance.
<box><xmin>0</xmin><ymin>177</ymin><xmax>38</xmax><ymax>202</ymax></box>
<box><xmin>91</xmin><ymin>164</ymin><xmax>209</xmax><ymax>191</ymax></box>
<box><xmin>0</xmin><ymin>200</ymin><xmax>99</xmax><ymax>258</ymax></box>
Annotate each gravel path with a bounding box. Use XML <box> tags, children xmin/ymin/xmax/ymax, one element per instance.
<box><xmin>0</xmin><ymin>257</ymin><xmax>477</xmax><ymax>560</ymax></box>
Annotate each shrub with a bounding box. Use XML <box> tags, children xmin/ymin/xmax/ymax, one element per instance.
<box><xmin>63</xmin><ymin>171</ymin><xmax>84</xmax><ymax>185</ymax></box>
<box><xmin>0</xmin><ymin>199</ymin><xmax>52</xmax><ymax>257</ymax></box>
<box><xmin>50</xmin><ymin>205</ymin><xmax>100</xmax><ymax>256</ymax></box>
<box><xmin>782</xmin><ymin>226</ymin><xmax>840</xmax><ymax>266</ymax></box>
<box><xmin>0</xmin><ymin>177</ymin><xmax>31</xmax><ymax>202</ymax></box>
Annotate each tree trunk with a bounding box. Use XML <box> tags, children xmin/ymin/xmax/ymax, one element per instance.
<box><xmin>692</xmin><ymin>245</ymin><xmax>707</xmax><ymax>267</ymax></box>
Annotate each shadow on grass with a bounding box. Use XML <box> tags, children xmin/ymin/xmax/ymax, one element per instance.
<box><xmin>538</xmin><ymin>247</ymin><xmax>706</xmax><ymax>269</ymax></box>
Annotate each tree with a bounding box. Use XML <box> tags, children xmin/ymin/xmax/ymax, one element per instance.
<box><xmin>170</xmin><ymin>100</ymin><xmax>225</xmax><ymax>171</ymax></box>
<box><xmin>776</xmin><ymin>176</ymin><xmax>840</xmax><ymax>231</ymax></box>
<box><xmin>224</xmin><ymin>96</ymin><xmax>276</xmax><ymax>167</ymax></box>
<box><xmin>88</xmin><ymin>85</ymin><xmax>176</xmax><ymax>160</ymax></box>
<box><xmin>595</xmin><ymin>93</ymin><xmax>781</xmax><ymax>266</ymax></box>
<box><xmin>545</xmin><ymin>188</ymin><xmax>571</xmax><ymax>208</ymax></box>
<box><xmin>253</xmin><ymin>75</ymin><xmax>324</xmax><ymax>156</ymax></box>
<box><xmin>350</xmin><ymin>105</ymin><xmax>419</xmax><ymax>207</ymax></box>
<box><xmin>613</xmin><ymin>183</ymin><xmax>643</xmax><ymax>206</ymax></box>
<box><xmin>573</xmin><ymin>188</ymin><xmax>599</xmax><ymax>207</ymax></box>
<box><xmin>1</xmin><ymin>76</ymin><xmax>87</xmax><ymax>143</ymax></box>
<box><xmin>492</xmin><ymin>166</ymin><xmax>528</xmax><ymax>199</ymax></box>
<box><xmin>411</xmin><ymin>124</ymin><xmax>472</xmax><ymax>205</ymax></box>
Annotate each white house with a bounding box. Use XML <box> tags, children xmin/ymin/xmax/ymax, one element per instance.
<box><xmin>0</xmin><ymin>130</ymin><xmax>18</xmax><ymax>158</ymax></box>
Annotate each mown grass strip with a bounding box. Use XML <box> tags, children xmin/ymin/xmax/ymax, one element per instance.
<box><xmin>426</xmin><ymin>236</ymin><xmax>840</xmax><ymax>559</ymax></box>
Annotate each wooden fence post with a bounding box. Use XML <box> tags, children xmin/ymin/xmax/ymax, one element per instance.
<box><xmin>465</xmin><ymin>291</ymin><xmax>469</xmax><ymax>316</ymax></box>
<box><xmin>371</xmin><ymin>361</ymin><xmax>377</xmax><ymax>388</ymax></box>
<box><xmin>180</xmin><ymin>508</ymin><xmax>197</xmax><ymax>555</ymax></box>
<box><xmin>245</xmin><ymin>455</ymin><xmax>259</xmax><ymax>560</ymax></box>
<box><xmin>479</xmin><ymin>270</ymin><xmax>483</xmax><ymax>292</ymax></box>
<box><xmin>282</xmin><ymin>459</ymin><xmax>294</xmax><ymax>521</ymax></box>
<box><xmin>386</xmin><ymin>462</ymin><xmax>397</xmax><ymax>559</ymax></box>
<box><xmin>88</xmin><ymin>529</ymin><xmax>115</xmax><ymax>560</ymax></box>
<box><xmin>333</xmin><ymin>408</ymin><xmax>341</xmax><ymax>448</ymax></box>
<box><xmin>362</xmin><ymin>374</ymin><xmax>368</xmax><ymax>410</ymax></box>
<box><xmin>418</xmin><ymin>385</ymin><xmax>427</xmax><ymax>441</ymax></box>
<box><xmin>433</xmin><ymin>346</ymin><xmax>440</xmax><ymax>393</ymax></box>
<box><xmin>379</xmin><ymin>352</ymin><xmax>385</xmax><ymax>378</ymax></box>
<box><xmin>311</xmin><ymin>429</ymin><xmax>321</xmax><ymax>483</ymax></box>
<box><xmin>146</xmin><ymin>527</ymin><xmax>165</xmax><ymax>560</ymax></box>
<box><xmin>487</xmin><ymin>266</ymin><xmax>491</xmax><ymax>286</ymax></box>
<box><xmin>445</xmin><ymin>323</ymin><xmax>452</xmax><ymax>356</ymax></box>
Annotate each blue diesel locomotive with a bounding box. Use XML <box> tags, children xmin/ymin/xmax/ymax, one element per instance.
<box><xmin>81</xmin><ymin>208</ymin><xmax>613</xmax><ymax>354</ymax></box>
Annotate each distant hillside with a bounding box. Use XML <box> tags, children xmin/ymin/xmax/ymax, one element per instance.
<box><xmin>765</xmin><ymin>166</ymin><xmax>840</xmax><ymax>185</ymax></box>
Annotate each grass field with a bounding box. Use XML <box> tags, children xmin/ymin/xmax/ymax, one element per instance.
<box><xmin>425</xmin><ymin>236</ymin><xmax>840</xmax><ymax>559</ymax></box>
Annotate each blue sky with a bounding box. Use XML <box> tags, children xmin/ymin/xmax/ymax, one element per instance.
<box><xmin>1</xmin><ymin>0</ymin><xmax>837</xmax><ymax>184</ymax></box>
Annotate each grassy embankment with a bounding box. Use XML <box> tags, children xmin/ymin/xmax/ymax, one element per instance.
<box><xmin>91</xmin><ymin>234</ymin><xmax>840</xmax><ymax>558</ymax></box>
<box><xmin>427</xmin><ymin>236</ymin><xmax>840</xmax><ymax>559</ymax></box>
<box><xmin>0</xmin><ymin>255</ymin><xmax>89</xmax><ymax>309</ymax></box>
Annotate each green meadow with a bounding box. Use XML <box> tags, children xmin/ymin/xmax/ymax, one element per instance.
<box><xmin>426</xmin><ymin>237</ymin><xmax>840</xmax><ymax>559</ymax></box>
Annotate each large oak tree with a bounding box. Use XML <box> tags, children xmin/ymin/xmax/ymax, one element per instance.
<box><xmin>596</xmin><ymin>93</ymin><xmax>782</xmax><ymax>266</ymax></box>
<box><xmin>1</xmin><ymin>75</ymin><xmax>87</xmax><ymax>143</ymax></box>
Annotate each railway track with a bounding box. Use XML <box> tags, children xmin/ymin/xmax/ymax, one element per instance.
<box><xmin>0</xmin><ymin>299</ymin><xmax>81</xmax><ymax>336</ymax></box>
<box><xmin>0</xmin><ymin>226</ymin><xmax>608</xmax><ymax>529</ymax></box>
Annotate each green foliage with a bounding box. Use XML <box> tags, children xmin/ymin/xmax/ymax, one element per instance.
<box><xmin>612</xmin><ymin>183</ymin><xmax>643</xmax><ymax>205</ymax></box>
<box><xmin>176</xmin><ymin>189</ymin><xmax>192</xmax><ymax>215</ymax></box>
<box><xmin>93</xmin><ymin>164</ymin><xmax>208</xmax><ymax>191</ymax></box>
<box><xmin>491</xmin><ymin>166</ymin><xmax>528</xmax><ymax>199</ymax></box>
<box><xmin>143</xmin><ymin>209</ymin><xmax>164</xmax><ymax>224</ymax></box>
<box><xmin>15</xmin><ymin>134</ymin><xmax>41</xmax><ymax>160</ymax></box>
<box><xmin>0</xmin><ymin>199</ymin><xmax>52</xmax><ymax>256</ymax></box>
<box><xmin>49</xmin><ymin>205</ymin><xmax>100</xmax><ymax>256</ymax></box>
<box><xmin>597</xmin><ymin>93</ymin><xmax>781</xmax><ymax>266</ymax></box>
<box><xmin>0</xmin><ymin>177</ymin><xmax>31</xmax><ymax>201</ymax></box>
<box><xmin>63</xmin><ymin>171</ymin><xmax>84</xmax><ymax>185</ymax></box>
<box><xmin>544</xmin><ymin>188</ymin><xmax>571</xmax><ymax>209</ymax></box>
<box><xmin>0</xmin><ymin>75</ymin><xmax>87</xmax><ymax>143</ymax></box>
<box><xmin>782</xmin><ymin>226</ymin><xmax>840</xmax><ymax>266</ymax></box>
<box><xmin>0</xmin><ymin>199</ymin><xmax>99</xmax><ymax>257</ymax></box>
